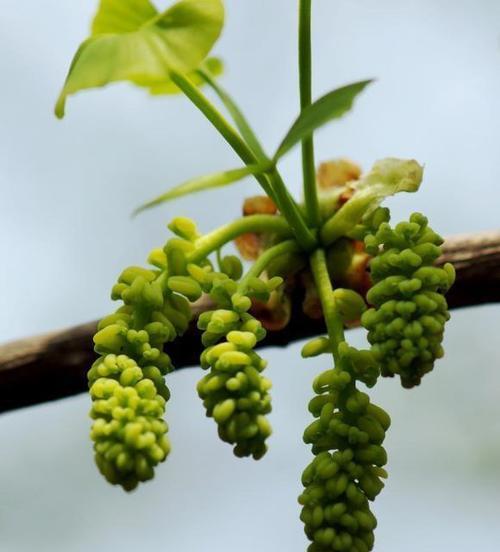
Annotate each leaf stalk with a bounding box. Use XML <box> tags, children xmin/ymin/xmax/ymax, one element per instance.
<box><xmin>188</xmin><ymin>214</ymin><xmax>293</xmax><ymax>263</ymax></box>
<box><xmin>309</xmin><ymin>248</ymin><xmax>345</xmax><ymax>362</ymax></box>
<box><xmin>299</xmin><ymin>0</ymin><xmax>321</xmax><ymax>227</ymax></box>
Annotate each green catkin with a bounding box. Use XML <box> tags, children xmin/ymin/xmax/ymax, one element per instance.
<box><xmin>89</xmin><ymin>231</ymin><xmax>195</xmax><ymax>490</ymax></box>
<box><xmin>190</xmin><ymin>264</ymin><xmax>275</xmax><ymax>459</ymax></box>
<box><xmin>197</xmin><ymin>315</ymin><xmax>272</xmax><ymax>459</ymax></box>
<box><xmin>149</xmin><ymin>227</ymin><xmax>275</xmax><ymax>459</ymax></box>
<box><xmin>300</xmin><ymin>344</ymin><xmax>389</xmax><ymax>552</ymax></box>
<box><xmin>360</xmin><ymin>211</ymin><xmax>455</xmax><ymax>387</ymax></box>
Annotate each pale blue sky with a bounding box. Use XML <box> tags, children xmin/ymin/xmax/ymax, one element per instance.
<box><xmin>1</xmin><ymin>1</ymin><xmax>500</xmax><ymax>551</ymax></box>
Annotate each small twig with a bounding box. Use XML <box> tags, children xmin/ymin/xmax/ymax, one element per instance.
<box><xmin>1</xmin><ymin>230</ymin><xmax>499</xmax><ymax>413</ymax></box>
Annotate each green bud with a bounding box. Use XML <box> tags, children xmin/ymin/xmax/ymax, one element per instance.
<box><xmin>147</xmin><ymin>248</ymin><xmax>168</xmax><ymax>269</ymax></box>
<box><xmin>267</xmin><ymin>276</ymin><xmax>284</xmax><ymax>291</ymax></box>
<box><xmin>217</xmin><ymin>351</ymin><xmax>251</xmax><ymax>370</ymax></box>
<box><xmin>232</xmin><ymin>293</ymin><xmax>252</xmax><ymax>313</ymax></box>
<box><xmin>168</xmin><ymin>217</ymin><xmax>199</xmax><ymax>241</ymax></box>
<box><xmin>227</xmin><ymin>331</ymin><xmax>257</xmax><ymax>349</ymax></box>
<box><xmin>93</xmin><ymin>324</ymin><xmax>126</xmax><ymax>354</ymax></box>
<box><xmin>332</xmin><ymin>288</ymin><xmax>367</xmax><ymax>322</ymax></box>
<box><xmin>239</xmin><ymin>316</ymin><xmax>266</xmax><ymax>340</ymax></box>
<box><xmin>122</xmin><ymin>276</ymin><xmax>147</xmax><ymax>305</ymax></box>
<box><xmin>213</xmin><ymin>399</ymin><xmax>236</xmax><ymax>424</ymax></box>
<box><xmin>219</xmin><ymin>255</ymin><xmax>244</xmax><ymax>280</ymax></box>
<box><xmin>187</xmin><ymin>263</ymin><xmax>211</xmax><ymax>287</ymax></box>
<box><xmin>245</xmin><ymin>276</ymin><xmax>270</xmax><ymax>301</ymax></box>
<box><xmin>119</xmin><ymin>266</ymin><xmax>156</xmax><ymax>285</ymax></box>
<box><xmin>302</xmin><ymin>337</ymin><xmax>332</xmax><ymax>358</ymax></box>
<box><xmin>167</xmin><ymin>276</ymin><xmax>202</xmax><ymax>302</ymax></box>
<box><xmin>97</xmin><ymin>312</ymin><xmax>130</xmax><ymax>332</ymax></box>
<box><xmin>141</xmin><ymin>281</ymin><xmax>164</xmax><ymax>309</ymax></box>
<box><xmin>443</xmin><ymin>262</ymin><xmax>456</xmax><ymax>288</ymax></box>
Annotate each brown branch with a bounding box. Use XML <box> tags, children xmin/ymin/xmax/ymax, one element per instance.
<box><xmin>1</xmin><ymin>230</ymin><xmax>499</xmax><ymax>414</ymax></box>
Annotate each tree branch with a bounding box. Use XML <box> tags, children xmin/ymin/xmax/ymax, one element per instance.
<box><xmin>1</xmin><ymin>230</ymin><xmax>499</xmax><ymax>413</ymax></box>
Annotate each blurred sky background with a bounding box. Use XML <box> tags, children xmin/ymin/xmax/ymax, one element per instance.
<box><xmin>1</xmin><ymin>0</ymin><xmax>500</xmax><ymax>551</ymax></box>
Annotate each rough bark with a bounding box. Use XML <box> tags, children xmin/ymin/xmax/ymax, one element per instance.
<box><xmin>1</xmin><ymin>230</ymin><xmax>499</xmax><ymax>413</ymax></box>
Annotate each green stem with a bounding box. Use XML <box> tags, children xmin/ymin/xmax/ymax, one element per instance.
<box><xmin>320</xmin><ymin>194</ymin><xmax>374</xmax><ymax>245</ymax></box>
<box><xmin>196</xmin><ymin>68</ymin><xmax>267</xmax><ymax>161</ymax></box>
<box><xmin>170</xmin><ymin>72</ymin><xmax>315</xmax><ymax>251</ymax></box>
<box><xmin>196</xmin><ymin>68</ymin><xmax>281</xmax><ymax>209</ymax></box>
<box><xmin>188</xmin><ymin>215</ymin><xmax>293</xmax><ymax>263</ymax></box>
<box><xmin>216</xmin><ymin>248</ymin><xmax>223</xmax><ymax>271</ymax></box>
<box><xmin>238</xmin><ymin>239</ymin><xmax>300</xmax><ymax>294</ymax></box>
<box><xmin>299</xmin><ymin>0</ymin><xmax>320</xmax><ymax>227</ymax></box>
<box><xmin>171</xmin><ymin>72</ymin><xmax>273</xmax><ymax>195</ymax></box>
<box><xmin>269</xmin><ymin>169</ymin><xmax>317</xmax><ymax>251</ymax></box>
<box><xmin>197</xmin><ymin>71</ymin><xmax>315</xmax><ymax>245</ymax></box>
<box><xmin>309</xmin><ymin>248</ymin><xmax>345</xmax><ymax>362</ymax></box>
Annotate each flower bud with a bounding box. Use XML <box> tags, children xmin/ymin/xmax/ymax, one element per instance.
<box><xmin>302</xmin><ymin>337</ymin><xmax>332</xmax><ymax>358</ymax></box>
<box><xmin>167</xmin><ymin>217</ymin><xmax>199</xmax><ymax>241</ymax></box>
<box><xmin>332</xmin><ymin>288</ymin><xmax>367</xmax><ymax>323</ymax></box>
<box><xmin>219</xmin><ymin>255</ymin><xmax>244</xmax><ymax>280</ymax></box>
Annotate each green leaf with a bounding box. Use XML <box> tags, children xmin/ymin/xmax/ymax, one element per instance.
<box><xmin>273</xmin><ymin>80</ymin><xmax>373</xmax><ymax>161</ymax></box>
<box><xmin>149</xmin><ymin>57</ymin><xmax>223</xmax><ymax>95</ymax></box>
<box><xmin>320</xmin><ymin>158</ymin><xmax>424</xmax><ymax>244</ymax></box>
<box><xmin>55</xmin><ymin>0</ymin><xmax>224</xmax><ymax>118</ymax></box>
<box><xmin>133</xmin><ymin>164</ymin><xmax>268</xmax><ymax>216</ymax></box>
<box><xmin>91</xmin><ymin>0</ymin><xmax>158</xmax><ymax>34</ymax></box>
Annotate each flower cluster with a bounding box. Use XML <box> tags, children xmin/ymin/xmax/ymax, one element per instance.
<box><xmin>198</xmin><ymin>311</ymin><xmax>272</xmax><ymax>459</ymax></box>
<box><xmin>299</xmin><ymin>343</ymin><xmax>389</xmax><ymax>552</ymax></box>
<box><xmin>190</xmin><ymin>267</ymin><xmax>278</xmax><ymax>459</ymax></box>
<box><xmin>88</xmin><ymin>355</ymin><xmax>171</xmax><ymax>491</ymax></box>
<box><xmin>89</xmin><ymin>232</ymin><xmax>193</xmax><ymax>490</ymax></box>
<box><xmin>360</xmin><ymin>211</ymin><xmax>455</xmax><ymax>387</ymax></box>
<box><xmin>152</xmin><ymin>216</ymin><xmax>278</xmax><ymax>459</ymax></box>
